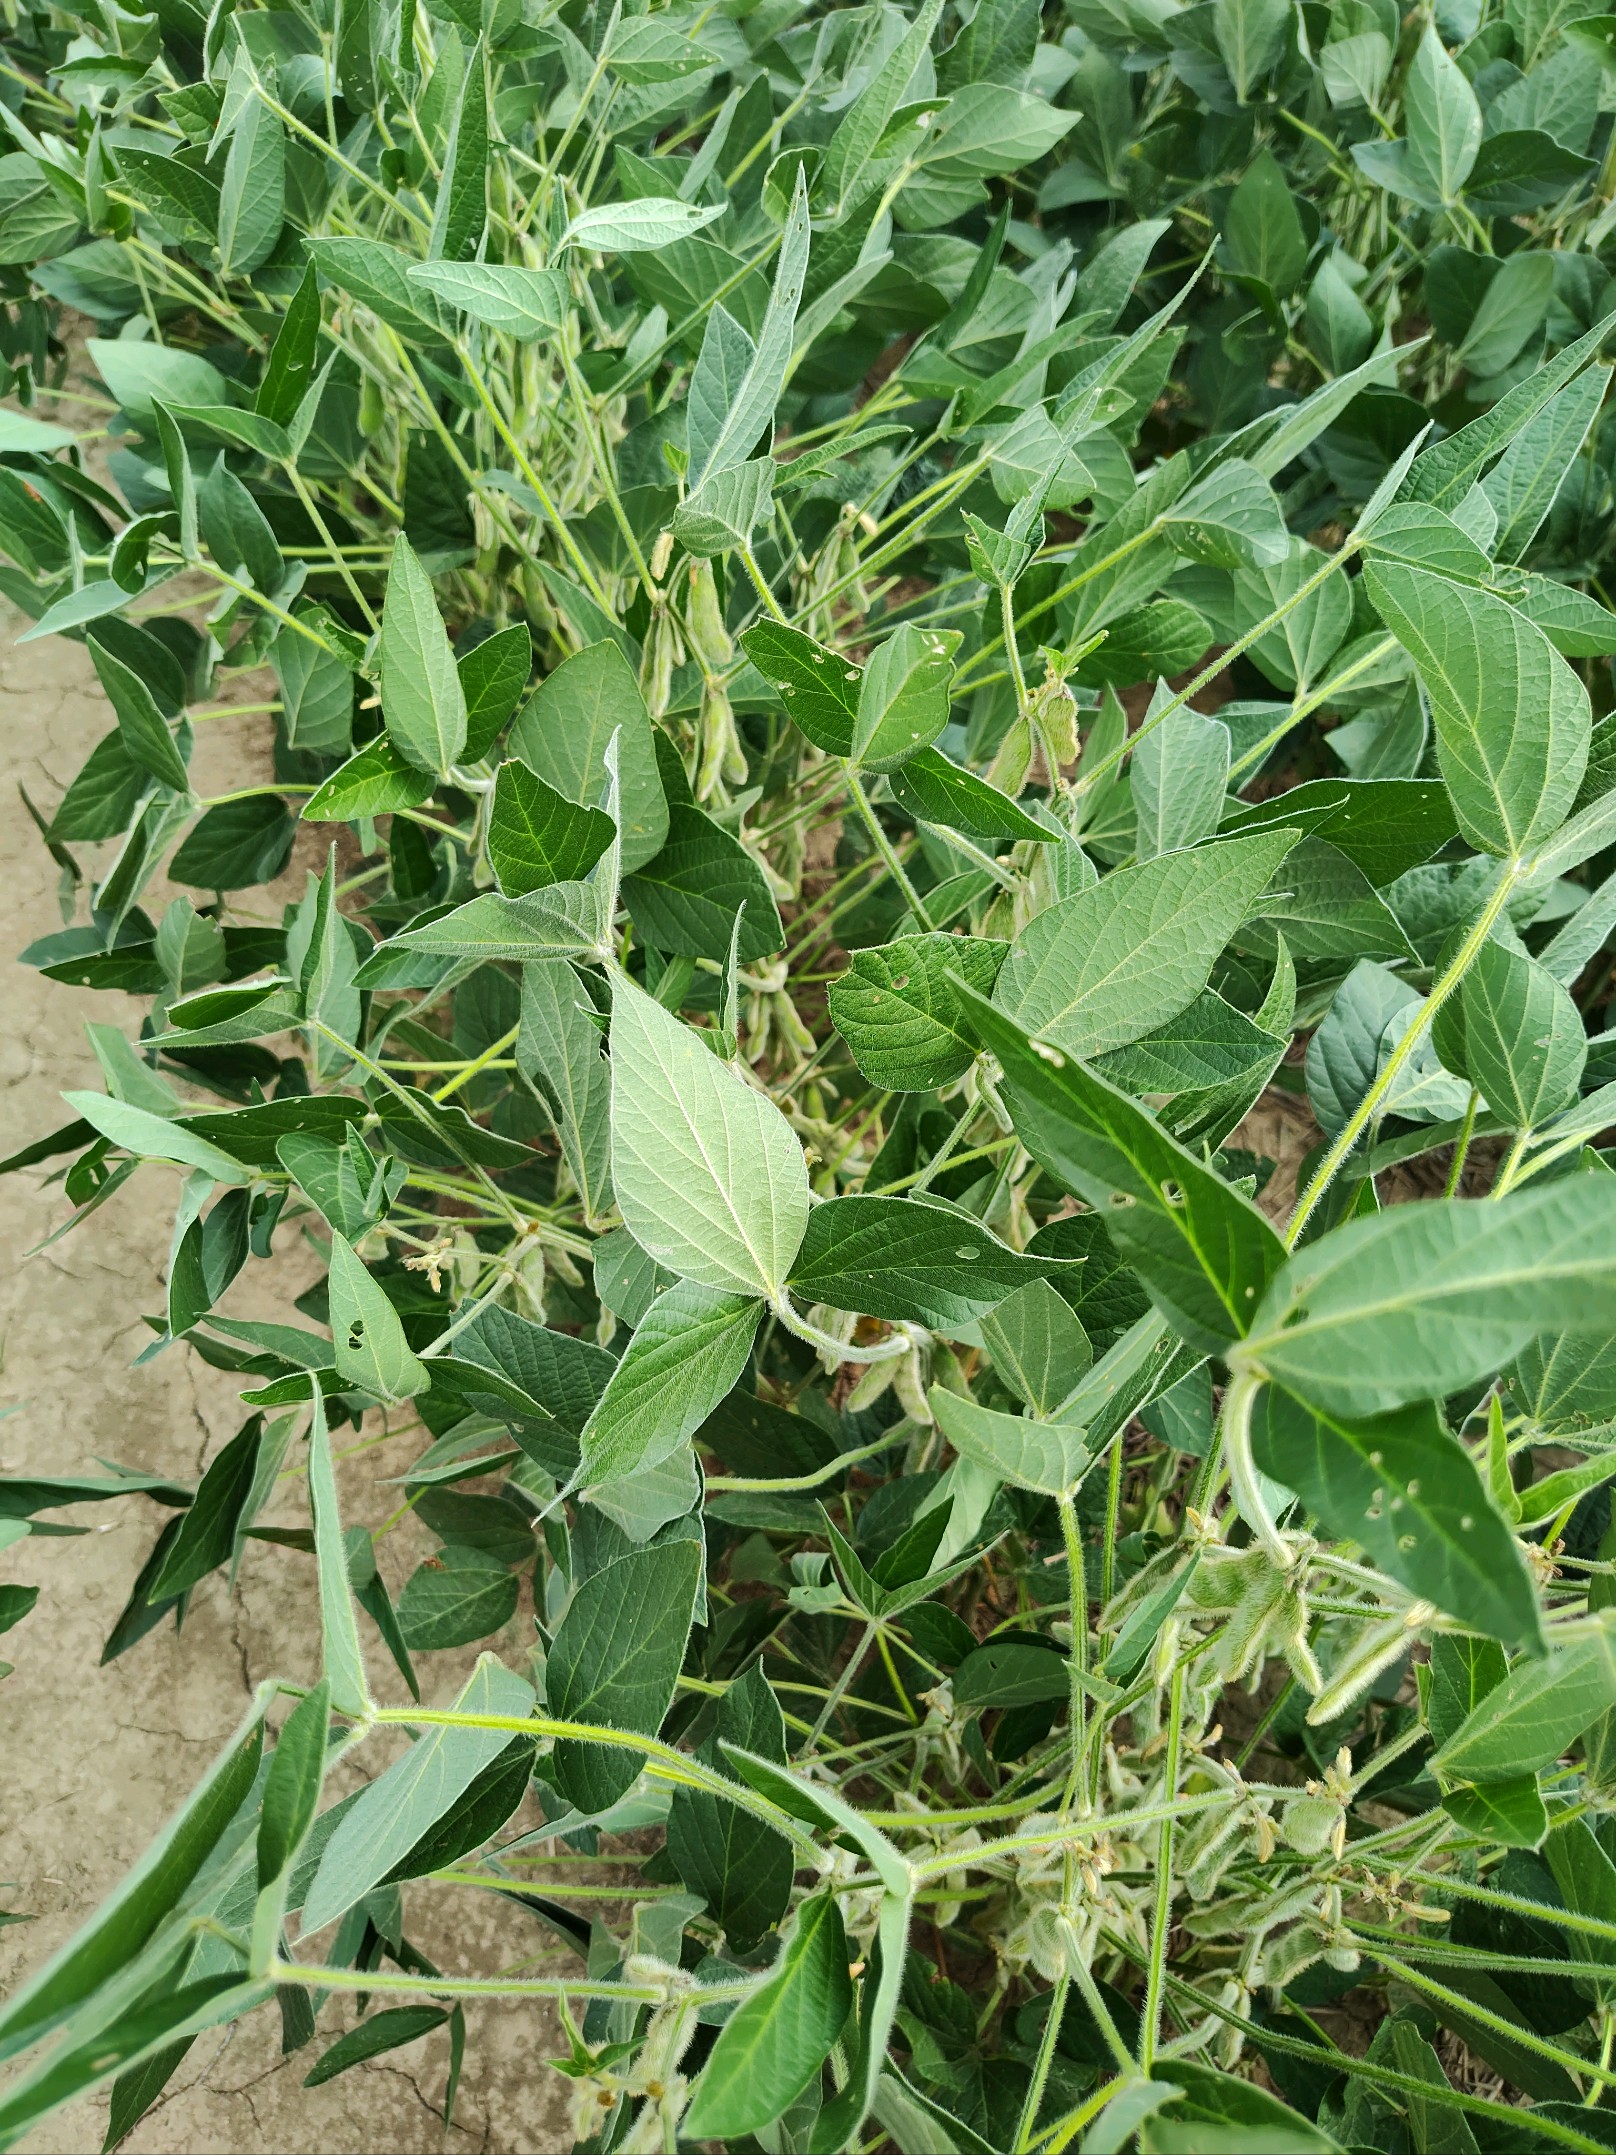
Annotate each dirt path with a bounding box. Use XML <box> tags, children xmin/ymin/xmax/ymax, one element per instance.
<box><xmin>0</xmin><ymin>622</ymin><xmax>571</xmax><ymax>2152</ymax></box>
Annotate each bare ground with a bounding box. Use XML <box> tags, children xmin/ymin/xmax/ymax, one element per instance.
<box><xmin>0</xmin><ymin>621</ymin><xmax>572</xmax><ymax>2153</ymax></box>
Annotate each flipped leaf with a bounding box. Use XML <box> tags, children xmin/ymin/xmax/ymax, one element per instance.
<box><xmin>609</xmin><ymin>977</ymin><xmax>809</xmax><ymax>1298</ymax></box>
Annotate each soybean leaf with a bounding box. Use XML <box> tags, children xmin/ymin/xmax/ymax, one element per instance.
<box><xmin>396</xmin><ymin>1548</ymin><xmax>519</xmax><ymax>1649</ymax></box>
<box><xmin>992</xmin><ymin>829</ymin><xmax>1301</xmax><ymax>1058</ymax></box>
<box><xmin>608</xmin><ymin>975</ymin><xmax>809</xmax><ymax>1298</ymax></box>
<box><xmin>683</xmin><ymin>1894</ymin><xmax>853</xmax><ymax>2140</ymax></box>
<box><xmin>257</xmin><ymin>1680</ymin><xmax>331</xmax><ymax>1891</ymax></box>
<box><xmin>407</xmin><ymin>263</ymin><xmax>569</xmax><ymax>340</ymax></box>
<box><xmin>739</xmin><ymin>619</ymin><xmax>860</xmax><ymax>754</ymax></box>
<box><xmin>0</xmin><ymin>1712</ymin><xmax>263</xmax><ymax>2060</ymax></box>
<box><xmin>929</xmin><ymin>1386</ymin><xmax>1090</xmax><ymax>1496</ymax></box>
<box><xmin>548</xmin><ymin>1536</ymin><xmax>703</xmax><ymax>1813</ymax></box>
<box><xmin>150</xmin><ymin>1416</ymin><xmax>264</xmax><ymax>1600</ymax></box>
<box><xmin>1234</xmin><ymin>1180</ymin><xmax>1616</xmax><ymax>1418</ymax></box>
<box><xmin>517</xmin><ymin>959</ymin><xmax>611</xmax><ymax>1226</ymax></box>
<box><xmin>829</xmin><ymin>934</ymin><xmax>1008</xmax><ymax>1090</ymax></box>
<box><xmin>1364</xmin><ymin>560</ymin><xmax>1590</xmax><ymax>859</ymax></box>
<box><xmin>305</xmin><ymin>2007</ymin><xmax>448</xmax><ymax>2088</ymax></box>
<box><xmin>979</xmin><ymin>1280</ymin><xmax>1093</xmax><ymax>1415</ymax></box>
<box><xmin>328</xmin><ymin>1231</ymin><xmax>428</xmax><ymax>1402</ymax></box>
<box><xmin>1433</xmin><ymin>1628</ymin><xmax>1616</xmax><ymax>1784</ymax></box>
<box><xmin>508</xmin><ymin>640</ymin><xmax>667</xmax><ymax>872</ymax></box>
<box><xmin>1251</xmin><ymin>1387</ymin><xmax>1542</xmax><ymax>1647</ymax></box>
<box><xmin>379</xmin><ymin>534</ymin><xmax>467</xmax><ymax>775</ymax></box>
<box><xmin>788</xmin><ymin>1194</ymin><xmax>1080</xmax><ymax>1329</ymax></box>
<box><xmin>1431</xmin><ymin>937</ymin><xmax>1587</xmax><ymax>1129</ymax></box>
<box><xmin>488</xmin><ymin>760</ymin><xmax>613</xmax><ymax>894</ymax></box>
<box><xmin>580</xmin><ymin>1280</ymin><xmax>761</xmax><ymax>1493</ymax></box>
<box><xmin>307</xmin><ymin>1386</ymin><xmax>370</xmax><ymax>1721</ymax></box>
<box><xmin>301</xmin><ymin>1658</ymin><xmax>534</xmax><ymax>1932</ymax></box>
<box><xmin>964</xmin><ymin>988</ymin><xmax>1287</xmax><ymax>1353</ymax></box>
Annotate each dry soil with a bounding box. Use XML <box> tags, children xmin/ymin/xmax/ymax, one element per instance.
<box><xmin>0</xmin><ymin>619</ymin><xmax>573</xmax><ymax>2153</ymax></box>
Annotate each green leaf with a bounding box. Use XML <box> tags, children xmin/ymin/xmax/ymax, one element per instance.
<box><xmin>87</xmin><ymin>338</ymin><xmax>231</xmax><ymax>422</ymax></box>
<box><xmin>852</xmin><ymin>624</ymin><xmax>960</xmax><ymax>772</ymax></box>
<box><xmin>829</xmin><ymin>933</ymin><xmax>1008</xmax><ymax>1090</ymax></box>
<box><xmin>1441</xmin><ymin>1776</ymin><xmax>1548</xmax><ymax>1849</ymax></box>
<box><xmin>608</xmin><ymin>975</ymin><xmax>809</xmax><ymax>1298</ymax></box>
<box><xmin>305</xmin><ymin>2007</ymin><xmax>448</xmax><ymax>2088</ymax></box>
<box><xmin>302</xmin><ymin>1658</ymin><xmax>534</xmax><ymax>1932</ymax></box>
<box><xmin>888</xmin><ymin>745</ymin><xmax>1053</xmax><ymax>842</ymax></box>
<box><xmin>379</xmin><ymin>533</ymin><xmax>468</xmax><ymax>775</ymax></box>
<box><xmin>1222</xmin><ymin>147</ymin><xmax>1307</xmax><ymax>291</ymax></box>
<box><xmin>1364</xmin><ymin>560</ymin><xmax>1590</xmax><ymax>859</ymax></box>
<box><xmin>517</xmin><ymin>959</ymin><xmax>611</xmax><ymax>1226</ymax></box>
<box><xmin>1482</xmin><ymin>365</ymin><xmax>1609</xmax><ymax>566</ymax></box>
<box><xmin>306</xmin><ymin>235</ymin><xmax>444</xmax><ymax>340</ymax></box>
<box><xmin>673</xmin><ymin>456</ymin><xmax>776</xmax><ymax>559</ymax></box>
<box><xmin>621</xmin><ymin>802</ymin><xmax>785</xmax><ymax>962</ymax></box>
<box><xmin>0</xmin><ymin>1712</ymin><xmax>263</xmax><ymax>2060</ymax></box>
<box><xmin>788</xmin><ymin>1194</ymin><xmax>1080</xmax><ymax>1329</ymax></box>
<box><xmin>1433</xmin><ymin>1626</ymin><xmax>1616</xmax><ymax>1783</ymax></box>
<box><xmin>963</xmin><ymin>990</ymin><xmax>1287</xmax><ymax>1353</ymax></box>
<box><xmin>396</xmin><ymin>1547</ymin><xmax>519</xmax><ymax>1648</ymax></box>
<box><xmin>150</xmin><ymin>1416</ymin><xmax>264</xmax><ymax>1600</ymax></box>
<box><xmin>993</xmin><ymin>829</ymin><xmax>1301</xmax><ymax>1059</ymax></box>
<box><xmin>929</xmin><ymin>1385</ymin><xmax>1089</xmax><ymax>1497</ymax></box>
<box><xmin>508</xmin><ymin>640</ymin><xmax>667</xmax><ymax>873</ymax></box>
<box><xmin>328</xmin><ymin>1231</ymin><xmax>428</xmax><ymax>1402</ymax></box>
<box><xmin>257</xmin><ymin>1679</ymin><xmax>331</xmax><ymax>1890</ymax></box>
<box><xmin>1403</xmin><ymin>22</ymin><xmax>1482</xmax><ymax>203</ymax></box>
<box><xmin>1250</xmin><ymin>1387</ymin><xmax>1542</xmax><ymax>1647</ymax></box>
<box><xmin>739</xmin><ymin>620</ymin><xmax>860</xmax><ymax>755</ymax></box>
<box><xmin>427</xmin><ymin>38</ymin><xmax>487</xmax><ymax>263</ymax></box>
<box><xmin>979</xmin><ymin>1280</ymin><xmax>1094</xmax><ymax>1415</ymax></box>
<box><xmin>549</xmin><ymin>1535</ymin><xmax>703</xmax><ymax>1813</ymax></box>
<box><xmin>580</xmin><ymin>1280</ymin><xmax>762</xmax><ymax>1493</ymax></box>
<box><xmin>256</xmin><ymin>263</ymin><xmax>322</xmax><ymax>428</ymax></box>
<box><xmin>406</xmin><ymin>262</ymin><xmax>569</xmax><ymax>341</ymax></box>
<box><xmin>307</xmin><ymin>1386</ymin><xmax>370</xmax><ymax>1720</ymax></box>
<box><xmin>1132</xmin><ymin>697</ymin><xmax>1229</xmax><ymax>858</ymax></box>
<box><xmin>218</xmin><ymin>98</ymin><xmax>283</xmax><ymax>275</ymax></box>
<box><xmin>303</xmin><ymin>737</ymin><xmax>435</xmax><ymax>822</ymax></box>
<box><xmin>488</xmin><ymin>759</ymin><xmax>613</xmax><ymax>895</ymax></box>
<box><xmin>683</xmin><ymin>1894</ymin><xmax>854</xmax><ymax>2140</ymax></box>
<box><xmin>1431</xmin><ymin>936</ymin><xmax>1586</xmax><ymax>1129</ymax></box>
<box><xmin>1234</xmin><ymin>1180</ymin><xmax>1616</xmax><ymax>1418</ymax></box>
<box><xmin>88</xmin><ymin>637</ymin><xmax>189</xmax><ymax>793</ymax></box>
<box><xmin>687</xmin><ymin>168</ymin><xmax>807</xmax><ymax>491</ymax></box>
<box><xmin>459</xmin><ymin>623</ymin><xmax>532</xmax><ymax>757</ymax></box>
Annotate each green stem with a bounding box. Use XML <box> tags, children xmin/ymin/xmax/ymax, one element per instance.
<box><xmin>1288</xmin><ymin>864</ymin><xmax>1520</xmax><ymax>1244</ymax></box>
<box><xmin>846</xmin><ymin>765</ymin><xmax>934</xmax><ymax>929</ymax></box>
<box><xmin>1138</xmin><ymin>1661</ymin><xmax>1186</xmax><ymax>2076</ymax></box>
<box><xmin>1443</xmin><ymin>1087</ymin><xmax>1481</xmax><ymax>1198</ymax></box>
